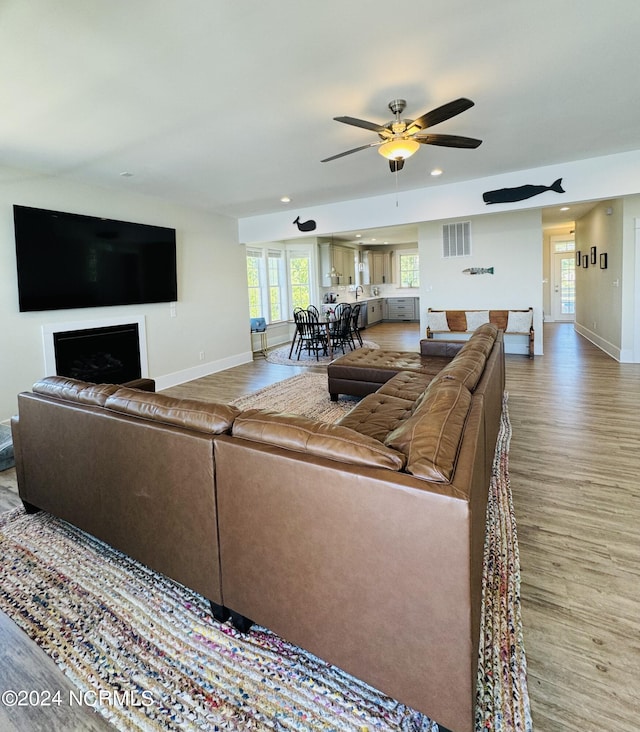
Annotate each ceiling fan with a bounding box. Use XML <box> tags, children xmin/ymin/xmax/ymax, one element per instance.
<box><xmin>321</xmin><ymin>98</ymin><xmax>482</xmax><ymax>172</ymax></box>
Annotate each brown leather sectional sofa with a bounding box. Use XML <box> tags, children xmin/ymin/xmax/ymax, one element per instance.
<box><xmin>11</xmin><ymin>324</ymin><xmax>504</xmax><ymax>732</ymax></box>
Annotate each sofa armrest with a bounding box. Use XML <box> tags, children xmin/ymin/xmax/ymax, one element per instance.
<box><xmin>419</xmin><ymin>339</ymin><xmax>464</xmax><ymax>358</ymax></box>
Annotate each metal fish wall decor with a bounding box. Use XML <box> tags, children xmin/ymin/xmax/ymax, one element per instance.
<box><xmin>483</xmin><ymin>178</ymin><xmax>565</xmax><ymax>204</ymax></box>
<box><xmin>293</xmin><ymin>216</ymin><xmax>317</xmax><ymax>232</ymax></box>
<box><xmin>462</xmin><ymin>267</ymin><xmax>494</xmax><ymax>275</ymax></box>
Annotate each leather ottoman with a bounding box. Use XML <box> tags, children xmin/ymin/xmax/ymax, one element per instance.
<box><xmin>327</xmin><ymin>348</ymin><xmax>448</xmax><ymax>400</ymax></box>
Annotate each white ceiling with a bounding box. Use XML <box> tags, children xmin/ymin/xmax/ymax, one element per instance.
<box><xmin>1</xmin><ymin>1</ymin><xmax>639</xmax><ymax>224</ymax></box>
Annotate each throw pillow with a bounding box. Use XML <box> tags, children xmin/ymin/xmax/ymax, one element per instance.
<box><xmin>506</xmin><ymin>310</ymin><xmax>533</xmax><ymax>332</ymax></box>
<box><xmin>427</xmin><ymin>310</ymin><xmax>449</xmax><ymax>331</ymax></box>
<box><xmin>465</xmin><ymin>310</ymin><xmax>490</xmax><ymax>330</ymax></box>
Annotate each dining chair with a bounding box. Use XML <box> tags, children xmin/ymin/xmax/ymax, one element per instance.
<box><xmin>295</xmin><ymin>309</ymin><xmax>328</xmax><ymax>361</ymax></box>
<box><xmin>330</xmin><ymin>304</ymin><xmax>353</xmax><ymax>355</ymax></box>
<box><xmin>349</xmin><ymin>302</ymin><xmax>363</xmax><ymax>347</ymax></box>
<box><xmin>288</xmin><ymin>307</ymin><xmax>305</xmax><ymax>358</ymax></box>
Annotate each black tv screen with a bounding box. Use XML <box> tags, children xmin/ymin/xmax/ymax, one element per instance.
<box><xmin>13</xmin><ymin>205</ymin><xmax>177</xmax><ymax>312</ymax></box>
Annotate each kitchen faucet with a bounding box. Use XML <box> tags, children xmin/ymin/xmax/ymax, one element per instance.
<box><xmin>355</xmin><ymin>286</ymin><xmax>364</xmax><ymax>300</ymax></box>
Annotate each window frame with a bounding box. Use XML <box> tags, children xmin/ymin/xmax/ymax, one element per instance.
<box><xmin>245</xmin><ymin>242</ymin><xmax>317</xmax><ymax>325</ymax></box>
<box><xmin>397</xmin><ymin>249</ymin><xmax>420</xmax><ymax>289</ymax></box>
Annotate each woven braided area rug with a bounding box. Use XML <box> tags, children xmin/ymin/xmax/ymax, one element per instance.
<box><xmin>230</xmin><ymin>373</ymin><xmax>359</xmax><ymax>421</ymax></box>
<box><xmin>0</xmin><ymin>375</ymin><xmax>530</xmax><ymax>732</ymax></box>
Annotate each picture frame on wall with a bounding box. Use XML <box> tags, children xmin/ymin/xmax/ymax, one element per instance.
<box><xmin>583</xmin><ymin>254</ymin><xmax>589</xmax><ymax>268</ymax></box>
<box><xmin>590</xmin><ymin>246</ymin><xmax>597</xmax><ymax>264</ymax></box>
<box><xmin>600</xmin><ymin>252</ymin><xmax>608</xmax><ymax>269</ymax></box>
<box><xmin>576</xmin><ymin>250</ymin><xmax>581</xmax><ymax>266</ymax></box>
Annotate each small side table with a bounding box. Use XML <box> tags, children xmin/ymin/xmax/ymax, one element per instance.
<box><xmin>250</xmin><ymin>318</ymin><xmax>268</xmax><ymax>357</ymax></box>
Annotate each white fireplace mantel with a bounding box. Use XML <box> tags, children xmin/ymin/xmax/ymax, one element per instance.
<box><xmin>41</xmin><ymin>315</ymin><xmax>149</xmax><ymax>378</ymax></box>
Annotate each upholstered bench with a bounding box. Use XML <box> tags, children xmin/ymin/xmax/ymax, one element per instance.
<box><xmin>426</xmin><ymin>308</ymin><xmax>534</xmax><ymax>358</ymax></box>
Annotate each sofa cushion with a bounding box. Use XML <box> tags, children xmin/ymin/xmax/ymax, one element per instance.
<box><xmin>474</xmin><ymin>322</ymin><xmax>499</xmax><ymax>339</ymax></box>
<box><xmin>33</xmin><ymin>376</ymin><xmax>120</xmax><ymax>406</ymax></box>
<box><xmin>337</xmin><ymin>392</ymin><xmax>415</xmax><ymax>442</ymax></box>
<box><xmin>105</xmin><ymin>388</ymin><xmax>239</xmax><ymax>434</ymax></box>
<box><xmin>377</xmin><ymin>371</ymin><xmax>435</xmax><ymax>402</ymax></box>
<box><xmin>232</xmin><ymin>409</ymin><xmax>406</xmax><ymax>471</ymax></box>
<box><xmin>384</xmin><ymin>379</ymin><xmax>471</xmax><ymax>482</ymax></box>
<box><xmin>434</xmin><ymin>350</ymin><xmax>487</xmax><ymax>391</ymax></box>
<box><xmin>458</xmin><ymin>326</ymin><xmax>497</xmax><ymax>360</ymax></box>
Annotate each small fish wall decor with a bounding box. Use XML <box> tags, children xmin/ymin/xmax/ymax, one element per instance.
<box><xmin>462</xmin><ymin>267</ymin><xmax>494</xmax><ymax>275</ymax></box>
<box><xmin>293</xmin><ymin>216</ymin><xmax>317</xmax><ymax>232</ymax></box>
<box><xmin>483</xmin><ymin>178</ymin><xmax>564</xmax><ymax>204</ymax></box>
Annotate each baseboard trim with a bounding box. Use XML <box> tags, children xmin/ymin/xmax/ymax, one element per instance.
<box><xmin>574</xmin><ymin>324</ymin><xmax>622</xmax><ymax>361</ymax></box>
<box><xmin>154</xmin><ymin>351</ymin><xmax>254</xmax><ymax>390</ymax></box>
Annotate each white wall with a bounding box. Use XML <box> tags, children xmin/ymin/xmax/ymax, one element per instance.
<box><xmin>621</xmin><ymin>196</ymin><xmax>640</xmax><ymax>361</ymax></box>
<box><xmin>574</xmin><ymin>200</ymin><xmax>624</xmax><ymax>358</ymax></box>
<box><xmin>0</xmin><ymin>166</ymin><xmax>251</xmax><ymax>421</ymax></box>
<box><xmin>418</xmin><ymin>209</ymin><xmax>543</xmax><ymax>355</ymax></box>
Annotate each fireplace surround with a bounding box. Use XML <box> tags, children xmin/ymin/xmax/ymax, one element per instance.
<box><xmin>42</xmin><ymin>316</ymin><xmax>149</xmax><ymax>382</ymax></box>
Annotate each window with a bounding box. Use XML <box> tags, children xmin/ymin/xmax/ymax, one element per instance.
<box><xmin>288</xmin><ymin>250</ymin><xmax>311</xmax><ymax>310</ymax></box>
<box><xmin>246</xmin><ymin>243</ymin><xmax>315</xmax><ymax>324</ymax></box>
<box><xmin>246</xmin><ymin>249</ymin><xmax>264</xmax><ymax>319</ymax></box>
<box><xmin>553</xmin><ymin>238</ymin><xmax>575</xmax><ymax>252</ymax></box>
<box><xmin>399</xmin><ymin>252</ymin><xmax>420</xmax><ymax>288</ymax></box>
<box><xmin>267</xmin><ymin>250</ymin><xmax>285</xmax><ymax>322</ymax></box>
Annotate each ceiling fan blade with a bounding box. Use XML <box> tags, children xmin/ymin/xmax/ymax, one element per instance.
<box><xmin>415</xmin><ymin>133</ymin><xmax>483</xmax><ymax>149</ymax></box>
<box><xmin>321</xmin><ymin>141</ymin><xmax>383</xmax><ymax>163</ymax></box>
<box><xmin>333</xmin><ymin>116</ymin><xmax>391</xmax><ymax>135</ymax></box>
<box><xmin>405</xmin><ymin>98</ymin><xmax>475</xmax><ymax>134</ymax></box>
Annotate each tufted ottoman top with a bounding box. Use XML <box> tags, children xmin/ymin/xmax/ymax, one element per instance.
<box><xmin>328</xmin><ymin>348</ymin><xmax>448</xmax><ymax>384</ymax></box>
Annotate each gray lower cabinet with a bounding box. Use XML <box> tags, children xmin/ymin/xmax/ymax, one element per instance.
<box><xmin>366</xmin><ymin>298</ymin><xmax>383</xmax><ymax>325</ymax></box>
<box><xmin>384</xmin><ymin>297</ymin><xmax>418</xmax><ymax>321</ymax></box>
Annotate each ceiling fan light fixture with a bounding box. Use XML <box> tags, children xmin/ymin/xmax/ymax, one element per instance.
<box><xmin>377</xmin><ymin>138</ymin><xmax>420</xmax><ymax>161</ymax></box>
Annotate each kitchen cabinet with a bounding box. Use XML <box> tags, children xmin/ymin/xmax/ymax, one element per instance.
<box><xmin>384</xmin><ymin>297</ymin><xmax>419</xmax><ymax>321</ymax></box>
<box><xmin>367</xmin><ymin>298</ymin><xmax>383</xmax><ymax>325</ymax></box>
<box><xmin>319</xmin><ymin>243</ymin><xmax>357</xmax><ymax>286</ymax></box>
<box><xmin>361</xmin><ymin>250</ymin><xmax>390</xmax><ymax>285</ymax></box>
<box><xmin>370</xmin><ymin>251</ymin><xmax>389</xmax><ymax>285</ymax></box>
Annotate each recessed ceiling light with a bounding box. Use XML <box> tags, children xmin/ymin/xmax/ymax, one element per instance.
<box><xmin>280</xmin><ymin>196</ymin><xmax>291</xmax><ymax>203</ymax></box>
<box><xmin>371</xmin><ymin>238</ymin><xmax>376</xmax><ymax>242</ymax></box>
<box><xmin>560</xmin><ymin>206</ymin><xmax>570</xmax><ymax>211</ymax></box>
<box><xmin>355</xmin><ymin>234</ymin><xmax>362</xmax><ymax>238</ymax></box>
<box><xmin>119</xmin><ymin>171</ymin><xmax>133</xmax><ymax>177</ymax></box>
<box><xmin>430</xmin><ymin>168</ymin><xmax>443</xmax><ymax>176</ymax></box>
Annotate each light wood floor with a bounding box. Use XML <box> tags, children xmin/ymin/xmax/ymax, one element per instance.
<box><xmin>1</xmin><ymin>321</ymin><xmax>638</xmax><ymax>731</ymax></box>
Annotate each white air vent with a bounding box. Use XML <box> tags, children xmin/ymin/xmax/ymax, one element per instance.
<box><xmin>442</xmin><ymin>221</ymin><xmax>471</xmax><ymax>258</ymax></box>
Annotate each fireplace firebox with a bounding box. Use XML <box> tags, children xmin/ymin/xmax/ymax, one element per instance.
<box><xmin>53</xmin><ymin>323</ymin><xmax>142</xmax><ymax>384</ymax></box>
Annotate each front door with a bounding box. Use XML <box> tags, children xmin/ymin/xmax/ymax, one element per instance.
<box><xmin>552</xmin><ymin>252</ymin><xmax>576</xmax><ymax>321</ymax></box>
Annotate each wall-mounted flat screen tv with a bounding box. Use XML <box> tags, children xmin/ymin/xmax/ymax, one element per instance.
<box><xmin>13</xmin><ymin>205</ymin><xmax>178</xmax><ymax>312</ymax></box>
